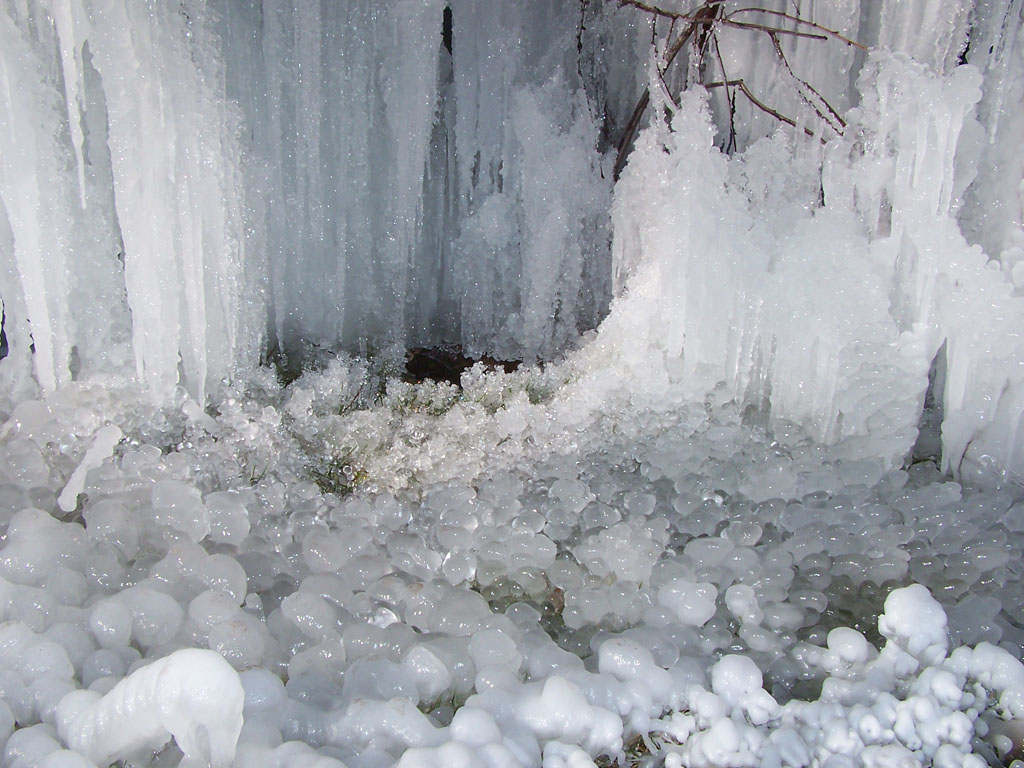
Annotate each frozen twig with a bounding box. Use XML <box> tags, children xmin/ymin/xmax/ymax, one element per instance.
<box><xmin>613</xmin><ymin>0</ymin><xmax>861</xmax><ymax>175</ymax></box>
<box><xmin>614</xmin><ymin>2</ymin><xmax>722</xmax><ymax>179</ymax></box>
<box><xmin>767</xmin><ymin>32</ymin><xmax>846</xmax><ymax>133</ymax></box>
<box><xmin>704</xmin><ymin>79</ymin><xmax>826</xmax><ymax>142</ymax></box>
<box><xmin>725</xmin><ymin>7</ymin><xmax>866</xmax><ymax>49</ymax></box>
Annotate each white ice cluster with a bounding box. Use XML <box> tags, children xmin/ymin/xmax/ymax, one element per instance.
<box><xmin>0</xmin><ymin>361</ymin><xmax>1023</xmax><ymax>767</ymax></box>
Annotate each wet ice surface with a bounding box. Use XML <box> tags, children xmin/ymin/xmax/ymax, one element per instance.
<box><xmin>1</xmin><ymin>361</ymin><xmax>1023</xmax><ymax>768</ymax></box>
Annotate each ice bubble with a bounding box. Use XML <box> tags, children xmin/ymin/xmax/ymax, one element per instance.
<box><xmin>198</xmin><ymin>554</ymin><xmax>248</xmax><ymax>604</ymax></box>
<box><xmin>2</xmin><ymin>440</ymin><xmax>50</xmax><ymax>487</ymax></box>
<box><xmin>548</xmin><ymin>479</ymin><xmax>594</xmax><ymax>515</ymax></box>
<box><xmin>81</xmin><ymin>649</ymin><xmax>126</xmax><ymax>688</ymax></box>
<box><xmin>961</xmin><ymin>643</ymin><xmax>1024</xmax><ymax>718</ymax></box>
<box><xmin>327</xmin><ymin>697</ymin><xmax>446</xmax><ymax>754</ymax></box>
<box><xmin>282</xmin><ymin>592</ymin><xmax>340</xmax><ymax>642</ymax></box>
<box><xmin>204</xmin><ymin>491</ymin><xmax>251</xmax><ymax>544</ymax></box>
<box><xmin>388</xmin><ymin>533</ymin><xmax>443</xmax><ymax>580</ymax></box>
<box><xmin>658</xmin><ymin>579</ymin><xmax>718</xmax><ymax>627</ymax></box>
<box><xmin>517</xmin><ymin>676</ymin><xmax>623</xmax><ymax>756</ymax></box>
<box><xmin>151</xmin><ymin>479</ymin><xmax>210</xmax><ymax>543</ymax></box>
<box><xmin>118</xmin><ymin>588</ymin><xmax>185</xmax><ymax>650</ymax></box>
<box><xmin>878</xmin><ymin>584</ymin><xmax>948</xmax><ymax>665</ymax></box>
<box><xmin>209</xmin><ymin>615</ymin><xmax>267</xmax><ymax>669</ymax></box>
<box><xmin>88</xmin><ymin>601</ymin><xmax>133</xmax><ymax>649</ymax></box>
<box><xmin>470</xmin><ymin>629</ymin><xmax>523</xmax><ymax>672</ymax></box>
<box><xmin>683</xmin><ymin>537</ymin><xmax>735</xmax><ymax>569</ymax></box>
<box><xmin>1</xmin><ymin>509</ymin><xmax>86</xmax><ymax>586</ymax></box>
<box><xmin>189</xmin><ymin>589</ymin><xmax>242</xmax><ymax>632</ymax></box>
<box><xmin>0</xmin><ymin>698</ymin><xmax>13</xmax><ymax>751</ymax></box>
<box><xmin>573</xmin><ymin>521</ymin><xmax>663</xmax><ymax>583</ymax></box>
<box><xmin>402</xmin><ymin>646</ymin><xmax>453</xmax><ymax>703</ymax></box>
<box><xmin>582</xmin><ymin>502</ymin><xmax>621</xmax><ymax>530</ymax></box>
<box><xmin>82</xmin><ymin>500</ymin><xmax>138</xmax><ymax>558</ymax></box>
<box><xmin>725</xmin><ymin>584</ymin><xmax>763</xmax><ymax>625</ymax></box>
<box><xmin>825</xmin><ymin>628</ymin><xmax>872</xmax><ymax>672</ymax></box>
<box><xmin>5</xmin><ymin>723</ymin><xmax>64</xmax><ymax>768</ymax></box>
<box><xmin>442</xmin><ymin>550</ymin><xmax>477</xmax><ymax>585</ymax></box>
<box><xmin>19</xmin><ymin>639</ymin><xmax>74</xmax><ymax>683</ymax></box>
<box><xmin>712</xmin><ymin>655</ymin><xmax>782</xmax><ymax>729</ymax></box>
<box><xmin>342</xmin><ymin>657</ymin><xmax>419</xmax><ymax>703</ymax></box>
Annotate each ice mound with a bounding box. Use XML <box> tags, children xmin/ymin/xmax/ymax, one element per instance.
<box><xmin>0</xmin><ymin>363</ymin><xmax>1023</xmax><ymax>767</ymax></box>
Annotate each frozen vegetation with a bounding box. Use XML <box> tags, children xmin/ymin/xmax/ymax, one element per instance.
<box><xmin>1</xmin><ymin>0</ymin><xmax>1024</xmax><ymax>766</ymax></box>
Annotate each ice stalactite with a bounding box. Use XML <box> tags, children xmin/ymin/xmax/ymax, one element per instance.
<box><xmin>0</xmin><ymin>0</ymin><xmax>250</xmax><ymax>404</ymax></box>
<box><xmin>446</xmin><ymin>1</ymin><xmax>615</xmax><ymax>362</ymax></box>
<box><xmin>0</xmin><ymin>5</ymin><xmax>75</xmax><ymax>395</ymax></box>
<box><xmin>830</xmin><ymin>54</ymin><xmax>1024</xmax><ymax>481</ymax></box>
<box><xmin>83</xmin><ymin>0</ymin><xmax>251</xmax><ymax>403</ymax></box>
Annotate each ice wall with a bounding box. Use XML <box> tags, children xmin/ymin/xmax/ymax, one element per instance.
<box><xmin>1</xmin><ymin>0</ymin><xmax>1024</xmax><ymax>480</ymax></box>
<box><xmin>0</xmin><ymin>0</ymin><xmax>626</xmax><ymax>402</ymax></box>
<box><xmin>607</xmin><ymin>1</ymin><xmax>1024</xmax><ymax>480</ymax></box>
<box><xmin>0</xmin><ymin>0</ymin><xmax>252</xmax><ymax>404</ymax></box>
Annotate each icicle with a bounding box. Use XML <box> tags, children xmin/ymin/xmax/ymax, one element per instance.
<box><xmin>0</xmin><ymin>5</ymin><xmax>73</xmax><ymax>392</ymax></box>
<box><xmin>42</xmin><ymin>0</ymin><xmax>89</xmax><ymax>208</ymax></box>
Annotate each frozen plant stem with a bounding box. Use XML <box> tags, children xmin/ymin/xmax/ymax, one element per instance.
<box><xmin>614</xmin><ymin>0</ymin><xmax>860</xmax><ymax>176</ymax></box>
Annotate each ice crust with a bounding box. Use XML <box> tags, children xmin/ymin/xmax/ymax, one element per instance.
<box><xmin>0</xmin><ymin>357</ymin><xmax>1022</xmax><ymax>766</ymax></box>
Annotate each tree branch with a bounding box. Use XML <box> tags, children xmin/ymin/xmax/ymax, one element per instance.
<box><xmin>767</xmin><ymin>31</ymin><xmax>846</xmax><ymax>133</ymax></box>
<box><xmin>719</xmin><ymin>20</ymin><xmax>828</xmax><ymax>41</ymax></box>
<box><xmin>704</xmin><ymin>79</ymin><xmax>825</xmax><ymax>142</ymax></box>
<box><xmin>614</xmin><ymin>2</ymin><xmax>722</xmax><ymax>179</ymax></box>
<box><xmin>725</xmin><ymin>7</ymin><xmax>866</xmax><ymax>49</ymax></box>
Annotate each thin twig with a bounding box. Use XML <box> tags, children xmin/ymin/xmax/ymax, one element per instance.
<box><xmin>719</xmin><ymin>20</ymin><xmax>827</xmax><ymax>41</ymax></box>
<box><xmin>617</xmin><ymin>0</ymin><xmax>689</xmax><ymax>21</ymax></box>
<box><xmin>614</xmin><ymin>2</ymin><xmax>722</xmax><ymax>179</ymax></box>
<box><xmin>617</xmin><ymin>0</ymin><xmax>726</xmax><ymax>22</ymax></box>
<box><xmin>725</xmin><ymin>7</ymin><xmax>866</xmax><ymax>49</ymax></box>
<box><xmin>616</xmin><ymin>0</ymin><xmax>835</xmax><ymax>43</ymax></box>
<box><xmin>711</xmin><ymin>31</ymin><xmax>737</xmax><ymax>152</ymax></box>
<box><xmin>704</xmin><ymin>79</ymin><xmax>825</xmax><ymax>142</ymax></box>
<box><xmin>768</xmin><ymin>32</ymin><xmax>846</xmax><ymax>133</ymax></box>
<box><xmin>614</xmin><ymin>0</ymin><xmax>853</xmax><ymax>175</ymax></box>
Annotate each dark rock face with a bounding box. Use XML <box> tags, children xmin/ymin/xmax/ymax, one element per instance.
<box><xmin>404</xmin><ymin>346</ymin><xmax>519</xmax><ymax>386</ymax></box>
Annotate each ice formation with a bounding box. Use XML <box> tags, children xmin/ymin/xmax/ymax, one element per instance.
<box><xmin>1</xmin><ymin>0</ymin><xmax>1024</xmax><ymax>767</ymax></box>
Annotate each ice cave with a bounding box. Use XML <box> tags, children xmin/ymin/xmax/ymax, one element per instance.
<box><xmin>1</xmin><ymin>0</ymin><xmax>1024</xmax><ymax>766</ymax></box>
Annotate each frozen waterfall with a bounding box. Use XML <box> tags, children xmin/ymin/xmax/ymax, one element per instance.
<box><xmin>1</xmin><ymin>0</ymin><xmax>1023</xmax><ymax>479</ymax></box>
<box><xmin>4</xmin><ymin>3</ymin><xmax>1024</xmax><ymax>767</ymax></box>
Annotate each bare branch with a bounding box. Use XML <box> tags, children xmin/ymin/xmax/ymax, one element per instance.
<box><xmin>711</xmin><ymin>31</ymin><xmax>737</xmax><ymax>153</ymax></box>
<box><xmin>616</xmin><ymin>0</ymin><xmax>726</xmax><ymax>22</ymax></box>
<box><xmin>725</xmin><ymin>7</ymin><xmax>866</xmax><ymax>49</ymax></box>
<box><xmin>614</xmin><ymin>2</ymin><xmax>722</xmax><ymax>180</ymax></box>
<box><xmin>613</xmin><ymin>0</ymin><xmax>851</xmax><ymax>176</ymax></box>
<box><xmin>767</xmin><ymin>32</ymin><xmax>845</xmax><ymax>133</ymax></box>
<box><xmin>704</xmin><ymin>79</ymin><xmax>826</xmax><ymax>142</ymax></box>
<box><xmin>616</xmin><ymin>0</ymin><xmax>690</xmax><ymax>22</ymax></box>
<box><xmin>719</xmin><ymin>20</ymin><xmax>828</xmax><ymax>41</ymax></box>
